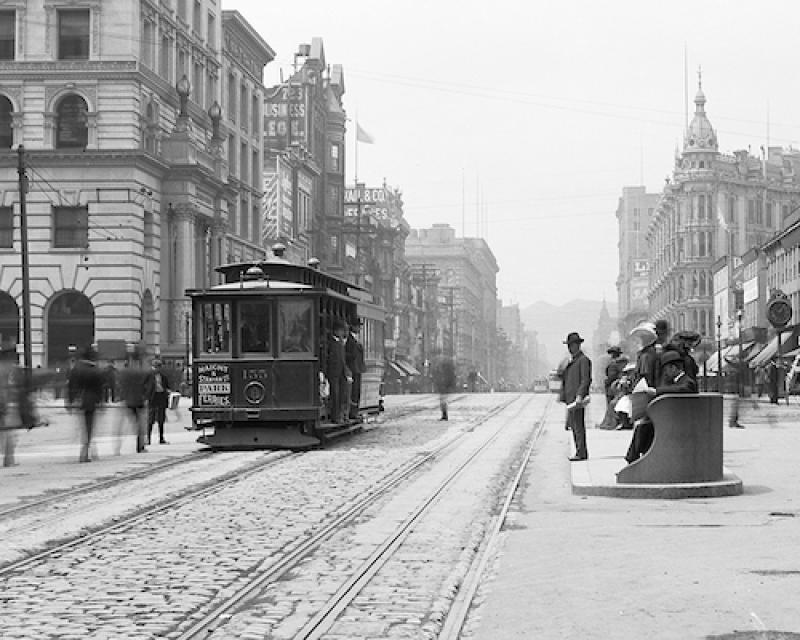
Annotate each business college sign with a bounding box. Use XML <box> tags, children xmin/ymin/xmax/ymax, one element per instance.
<box><xmin>264</xmin><ymin>85</ymin><xmax>307</xmax><ymax>150</ymax></box>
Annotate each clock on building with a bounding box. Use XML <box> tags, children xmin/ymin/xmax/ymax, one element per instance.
<box><xmin>767</xmin><ymin>291</ymin><xmax>792</xmax><ymax>328</ymax></box>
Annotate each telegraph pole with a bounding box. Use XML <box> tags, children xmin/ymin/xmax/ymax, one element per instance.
<box><xmin>17</xmin><ymin>145</ymin><xmax>32</xmax><ymax>371</ymax></box>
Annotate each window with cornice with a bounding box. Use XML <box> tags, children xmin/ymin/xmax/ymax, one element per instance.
<box><xmin>0</xmin><ymin>96</ymin><xmax>12</xmax><ymax>149</ymax></box>
<box><xmin>0</xmin><ymin>206</ymin><xmax>12</xmax><ymax>248</ymax></box>
<box><xmin>53</xmin><ymin>206</ymin><xmax>88</xmax><ymax>248</ymax></box>
<box><xmin>58</xmin><ymin>9</ymin><xmax>90</xmax><ymax>60</ymax></box>
<box><xmin>55</xmin><ymin>95</ymin><xmax>88</xmax><ymax>149</ymax></box>
<box><xmin>0</xmin><ymin>11</ymin><xmax>15</xmax><ymax>60</ymax></box>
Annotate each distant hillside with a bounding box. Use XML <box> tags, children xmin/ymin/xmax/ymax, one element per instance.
<box><xmin>521</xmin><ymin>299</ymin><xmax>615</xmax><ymax>370</ymax></box>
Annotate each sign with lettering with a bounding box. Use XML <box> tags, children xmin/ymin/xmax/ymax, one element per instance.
<box><xmin>264</xmin><ymin>84</ymin><xmax>307</xmax><ymax>150</ymax></box>
<box><xmin>196</xmin><ymin>362</ymin><xmax>231</xmax><ymax>407</ymax></box>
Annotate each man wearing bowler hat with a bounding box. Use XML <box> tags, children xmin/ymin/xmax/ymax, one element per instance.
<box><xmin>559</xmin><ymin>331</ymin><xmax>592</xmax><ymax>461</ymax></box>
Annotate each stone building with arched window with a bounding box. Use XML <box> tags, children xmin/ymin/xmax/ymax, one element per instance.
<box><xmin>0</xmin><ymin>2</ymin><xmax>273</xmax><ymax>372</ymax></box>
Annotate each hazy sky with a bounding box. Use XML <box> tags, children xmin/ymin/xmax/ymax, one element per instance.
<box><xmin>225</xmin><ymin>0</ymin><xmax>800</xmax><ymax>309</ymax></box>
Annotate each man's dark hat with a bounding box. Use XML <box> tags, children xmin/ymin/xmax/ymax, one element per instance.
<box><xmin>564</xmin><ymin>332</ymin><xmax>584</xmax><ymax>345</ymax></box>
<box><xmin>661</xmin><ymin>350</ymin><xmax>683</xmax><ymax>366</ymax></box>
<box><xmin>607</xmin><ymin>345</ymin><xmax>622</xmax><ymax>355</ymax></box>
<box><xmin>673</xmin><ymin>330</ymin><xmax>701</xmax><ymax>348</ymax></box>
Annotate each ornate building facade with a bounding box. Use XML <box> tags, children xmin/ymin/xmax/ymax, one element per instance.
<box><xmin>646</xmin><ymin>79</ymin><xmax>800</xmax><ymax>343</ymax></box>
<box><xmin>0</xmin><ymin>2</ymin><xmax>273</xmax><ymax>370</ymax></box>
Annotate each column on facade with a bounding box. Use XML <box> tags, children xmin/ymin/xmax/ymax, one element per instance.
<box><xmin>172</xmin><ymin>203</ymin><xmax>196</xmax><ymax>346</ymax></box>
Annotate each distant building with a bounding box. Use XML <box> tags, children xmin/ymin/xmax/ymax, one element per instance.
<box><xmin>616</xmin><ymin>186</ymin><xmax>659</xmax><ymax>342</ymax></box>
<box><xmin>262</xmin><ymin>39</ymin><xmax>346</xmax><ymax>267</ymax></box>
<box><xmin>405</xmin><ymin>224</ymin><xmax>498</xmax><ymax>388</ymax></box>
<box><xmin>646</xmin><ymin>78</ymin><xmax>800</xmax><ymax>349</ymax></box>
<box><xmin>498</xmin><ymin>303</ymin><xmax>527</xmax><ymax>390</ymax></box>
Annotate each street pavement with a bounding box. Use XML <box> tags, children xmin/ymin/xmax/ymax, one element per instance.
<box><xmin>468</xmin><ymin>394</ymin><xmax>800</xmax><ymax>640</ymax></box>
<box><xmin>0</xmin><ymin>396</ymin><xmax>203</xmax><ymax>508</ymax></box>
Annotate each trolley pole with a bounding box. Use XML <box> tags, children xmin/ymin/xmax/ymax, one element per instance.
<box><xmin>17</xmin><ymin>145</ymin><xmax>32</xmax><ymax>371</ymax></box>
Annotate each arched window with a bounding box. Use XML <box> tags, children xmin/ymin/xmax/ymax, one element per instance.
<box><xmin>55</xmin><ymin>94</ymin><xmax>88</xmax><ymax>148</ymax></box>
<box><xmin>0</xmin><ymin>291</ymin><xmax>18</xmax><ymax>360</ymax></box>
<box><xmin>0</xmin><ymin>95</ymin><xmax>12</xmax><ymax>148</ymax></box>
<box><xmin>46</xmin><ymin>291</ymin><xmax>94</xmax><ymax>368</ymax></box>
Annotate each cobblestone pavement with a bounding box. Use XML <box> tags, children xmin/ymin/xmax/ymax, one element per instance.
<box><xmin>202</xmin><ymin>395</ymin><xmax>549</xmax><ymax>640</ymax></box>
<box><xmin>0</xmin><ymin>393</ymin><xmax>527</xmax><ymax>639</ymax></box>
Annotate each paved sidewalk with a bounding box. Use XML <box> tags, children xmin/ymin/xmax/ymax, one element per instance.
<box><xmin>0</xmin><ymin>397</ymin><xmax>205</xmax><ymax>509</ymax></box>
<box><xmin>471</xmin><ymin>395</ymin><xmax>800</xmax><ymax>639</ymax></box>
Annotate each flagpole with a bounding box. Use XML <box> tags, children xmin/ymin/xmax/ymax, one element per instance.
<box><xmin>354</xmin><ymin>114</ymin><xmax>359</xmax><ymax>184</ymax></box>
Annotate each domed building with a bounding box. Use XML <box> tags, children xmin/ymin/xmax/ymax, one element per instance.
<box><xmin>645</xmin><ymin>76</ymin><xmax>800</xmax><ymax>351</ymax></box>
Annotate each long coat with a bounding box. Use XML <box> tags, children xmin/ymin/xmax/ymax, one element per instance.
<box><xmin>144</xmin><ymin>369</ymin><xmax>172</xmax><ymax>409</ymax></box>
<box><xmin>560</xmin><ymin>351</ymin><xmax>592</xmax><ymax>404</ymax></box>
<box><xmin>345</xmin><ymin>333</ymin><xmax>366</xmax><ymax>375</ymax></box>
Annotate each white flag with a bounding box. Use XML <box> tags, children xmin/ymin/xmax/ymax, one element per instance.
<box><xmin>356</xmin><ymin>122</ymin><xmax>375</xmax><ymax>144</ymax></box>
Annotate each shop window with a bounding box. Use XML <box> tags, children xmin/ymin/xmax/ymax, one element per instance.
<box><xmin>55</xmin><ymin>95</ymin><xmax>88</xmax><ymax>149</ymax></box>
<box><xmin>53</xmin><ymin>205</ymin><xmax>88</xmax><ymax>248</ymax></box>
<box><xmin>58</xmin><ymin>9</ymin><xmax>90</xmax><ymax>60</ymax></box>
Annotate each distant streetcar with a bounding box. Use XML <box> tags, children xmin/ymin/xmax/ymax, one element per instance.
<box><xmin>186</xmin><ymin>244</ymin><xmax>385</xmax><ymax>449</ymax></box>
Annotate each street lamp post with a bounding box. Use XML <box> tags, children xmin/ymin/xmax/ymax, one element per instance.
<box><xmin>184</xmin><ymin>311</ymin><xmax>191</xmax><ymax>392</ymax></box>
<box><xmin>737</xmin><ymin>309</ymin><xmax>744</xmax><ymax>398</ymax></box>
<box><xmin>701</xmin><ymin>337</ymin><xmax>708</xmax><ymax>392</ymax></box>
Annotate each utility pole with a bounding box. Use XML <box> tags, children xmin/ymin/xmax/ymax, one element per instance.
<box><xmin>413</xmin><ymin>263</ymin><xmax>437</xmax><ymax>387</ymax></box>
<box><xmin>17</xmin><ymin>145</ymin><xmax>32</xmax><ymax>372</ymax></box>
<box><xmin>440</xmin><ymin>286</ymin><xmax>458</xmax><ymax>359</ymax></box>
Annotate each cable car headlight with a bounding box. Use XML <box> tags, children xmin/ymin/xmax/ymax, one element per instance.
<box><xmin>244</xmin><ymin>381</ymin><xmax>266</xmax><ymax>404</ymax></box>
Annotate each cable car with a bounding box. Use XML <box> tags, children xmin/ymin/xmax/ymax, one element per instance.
<box><xmin>187</xmin><ymin>245</ymin><xmax>385</xmax><ymax>449</ymax></box>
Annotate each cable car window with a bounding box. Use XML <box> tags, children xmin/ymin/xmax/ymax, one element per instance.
<box><xmin>202</xmin><ymin>302</ymin><xmax>230</xmax><ymax>353</ymax></box>
<box><xmin>279</xmin><ymin>299</ymin><xmax>312</xmax><ymax>354</ymax></box>
<box><xmin>240</xmin><ymin>301</ymin><xmax>271</xmax><ymax>353</ymax></box>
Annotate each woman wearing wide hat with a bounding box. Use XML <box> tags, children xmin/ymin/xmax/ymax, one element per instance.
<box><xmin>559</xmin><ymin>332</ymin><xmax>592</xmax><ymax>461</ymax></box>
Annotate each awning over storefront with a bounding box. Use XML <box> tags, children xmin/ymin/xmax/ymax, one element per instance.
<box><xmin>387</xmin><ymin>361</ymin><xmax>408</xmax><ymax>378</ymax></box>
<box><xmin>396</xmin><ymin>360</ymin><xmax>421</xmax><ymax>376</ymax></box>
<box><xmin>705</xmin><ymin>346</ymin><xmax>737</xmax><ymax>374</ymax></box>
<box><xmin>749</xmin><ymin>328</ymin><xmax>799</xmax><ymax>368</ymax></box>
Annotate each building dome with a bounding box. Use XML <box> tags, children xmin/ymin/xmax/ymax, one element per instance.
<box><xmin>684</xmin><ymin>77</ymin><xmax>718</xmax><ymax>153</ymax></box>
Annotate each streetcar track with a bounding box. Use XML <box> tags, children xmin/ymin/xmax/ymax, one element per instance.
<box><xmin>0</xmin><ymin>449</ymin><xmax>215</xmax><ymax>521</ymax></box>
<box><xmin>172</xmin><ymin>394</ymin><xmax>520</xmax><ymax>640</ymax></box>
<box><xmin>0</xmin><ymin>450</ymin><xmax>296</xmax><ymax>576</ymax></box>
<box><xmin>295</xmin><ymin>394</ymin><xmax>537</xmax><ymax>640</ymax></box>
<box><xmin>438</xmin><ymin>394</ymin><xmax>555</xmax><ymax>639</ymax></box>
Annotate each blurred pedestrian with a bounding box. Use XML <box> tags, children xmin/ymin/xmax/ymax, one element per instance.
<box><xmin>754</xmin><ymin>365</ymin><xmax>765</xmax><ymax>398</ymax></box>
<box><xmin>118</xmin><ymin>364</ymin><xmax>148</xmax><ymax>453</ymax></box>
<box><xmin>103</xmin><ymin>361</ymin><xmax>118</xmax><ymax>403</ymax></box>
<box><xmin>560</xmin><ymin>332</ymin><xmax>592</xmax><ymax>461</ymax></box>
<box><xmin>145</xmin><ymin>358</ymin><xmax>172</xmax><ymax>444</ymax></box>
<box><xmin>71</xmin><ymin>347</ymin><xmax>105</xmax><ymax>463</ymax></box>
<box><xmin>345</xmin><ymin>318</ymin><xmax>366</xmax><ymax>421</ymax></box>
<box><xmin>432</xmin><ymin>355</ymin><xmax>456</xmax><ymax>420</ymax></box>
<box><xmin>0</xmin><ymin>359</ymin><xmax>16</xmax><ymax>466</ymax></box>
<box><xmin>766</xmin><ymin>360</ymin><xmax>779</xmax><ymax>404</ymax></box>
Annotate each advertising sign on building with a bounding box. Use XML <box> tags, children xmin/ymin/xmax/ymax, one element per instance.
<box><xmin>344</xmin><ymin>186</ymin><xmax>390</xmax><ymax>219</ymax></box>
<box><xmin>264</xmin><ymin>84</ymin><xmax>307</xmax><ymax>150</ymax></box>
<box><xmin>263</xmin><ymin>157</ymin><xmax>294</xmax><ymax>242</ymax></box>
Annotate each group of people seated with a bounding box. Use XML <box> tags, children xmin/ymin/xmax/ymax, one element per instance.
<box><xmin>601</xmin><ymin>320</ymin><xmax>700</xmax><ymax>464</ymax></box>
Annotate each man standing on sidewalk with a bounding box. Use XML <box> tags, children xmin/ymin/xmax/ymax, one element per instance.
<box><xmin>144</xmin><ymin>359</ymin><xmax>171</xmax><ymax>445</ymax></box>
<box><xmin>560</xmin><ymin>332</ymin><xmax>592</xmax><ymax>461</ymax></box>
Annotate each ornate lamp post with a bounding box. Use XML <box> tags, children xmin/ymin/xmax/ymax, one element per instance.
<box><xmin>176</xmin><ymin>75</ymin><xmax>191</xmax><ymax>117</ymax></box>
<box><xmin>208</xmin><ymin>100</ymin><xmax>222</xmax><ymax>140</ymax></box>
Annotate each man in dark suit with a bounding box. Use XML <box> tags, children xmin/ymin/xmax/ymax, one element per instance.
<box><xmin>144</xmin><ymin>358</ymin><xmax>172</xmax><ymax>444</ymax></box>
<box><xmin>326</xmin><ymin>320</ymin><xmax>351</xmax><ymax>423</ymax></box>
<box><xmin>560</xmin><ymin>332</ymin><xmax>592</xmax><ymax>461</ymax></box>
<box><xmin>345</xmin><ymin>319</ymin><xmax>367</xmax><ymax>420</ymax></box>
